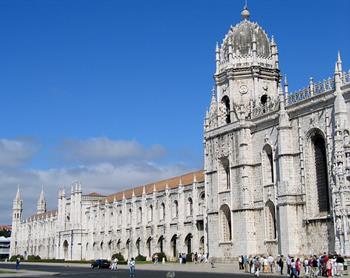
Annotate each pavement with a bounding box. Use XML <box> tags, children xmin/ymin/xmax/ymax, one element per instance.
<box><xmin>0</xmin><ymin>261</ymin><xmax>349</xmax><ymax>277</ymax></box>
<box><xmin>0</xmin><ymin>261</ymin><xmax>284</xmax><ymax>277</ymax></box>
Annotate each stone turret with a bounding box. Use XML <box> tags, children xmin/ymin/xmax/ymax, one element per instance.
<box><xmin>10</xmin><ymin>187</ymin><xmax>23</xmax><ymax>257</ymax></box>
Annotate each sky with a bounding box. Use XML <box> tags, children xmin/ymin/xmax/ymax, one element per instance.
<box><xmin>0</xmin><ymin>0</ymin><xmax>349</xmax><ymax>224</ymax></box>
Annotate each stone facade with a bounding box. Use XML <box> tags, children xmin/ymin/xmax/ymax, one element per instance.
<box><xmin>10</xmin><ymin>6</ymin><xmax>350</xmax><ymax>262</ymax></box>
<box><xmin>204</xmin><ymin>6</ymin><xmax>350</xmax><ymax>261</ymax></box>
<box><xmin>10</xmin><ymin>171</ymin><xmax>206</xmax><ymax>261</ymax></box>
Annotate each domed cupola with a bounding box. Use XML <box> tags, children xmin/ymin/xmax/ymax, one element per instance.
<box><xmin>215</xmin><ymin>5</ymin><xmax>279</xmax><ymax>74</ymax></box>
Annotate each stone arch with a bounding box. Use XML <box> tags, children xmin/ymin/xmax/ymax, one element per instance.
<box><xmin>199</xmin><ymin>236</ymin><xmax>205</xmax><ymax>253</ymax></box>
<box><xmin>170</xmin><ymin>234</ymin><xmax>177</xmax><ymax>258</ymax></box>
<box><xmin>160</xmin><ymin>202</ymin><xmax>165</xmax><ymax>220</ymax></box>
<box><xmin>158</xmin><ymin>235</ymin><xmax>164</xmax><ymax>253</ymax></box>
<box><xmin>219</xmin><ymin>157</ymin><xmax>230</xmax><ymax>190</ymax></box>
<box><xmin>198</xmin><ymin>192</ymin><xmax>205</xmax><ymax>215</ymax></box>
<box><xmin>63</xmin><ymin>240</ymin><xmax>69</xmax><ymax>260</ymax></box>
<box><xmin>172</xmin><ymin>200</ymin><xmax>179</xmax><ymax>219</ymax></box>
<box><xmin>221</xmin><ymin>95</ymin><xmax>231</xmax><ymax>123</ymax></box>
<box><xmin>187</xmin><ymin>197</ymin><xmax>193</xmax><ymax>216</ymax></box>
<box><xmin>146</xmin><ymin>237</ymin><xmax>152</xmax><ymax>258</ymax></box>
<box><xmin>265</xmin><ymin>200</ymin><xmax>277</xmax><ymax>240</ymax></box>
<box><xmin>262</xmin><ymin>144</ymin><xmax>274</xmax><ymax>184</ymax></box>
<box><xmin>184</xmin><ymin>233</ymin><xmax>193</xmax><ymax>254</ymax></box>
<box><xmin>126</xmin><ymin>239</ymin><xmax>131</xmax><ymax>259</ymax></box>
<box><xmin>136</xmin><ymin>238</ymin><xmax>141</xmax><ymax>255</ymax></box>
<box><xmin>148</xmin><ymin>204</ymin><xmax>153</xmax><ymax>222</ymax></box>
<box><xmin>219</xmin><ymin>204</ymin><xmax>232</xmax><ymax>241</ymax></box>
<box><xmin>306</xmin><ymin>128</ymin><xmax>330</xmax><ymax>214</ymax></box>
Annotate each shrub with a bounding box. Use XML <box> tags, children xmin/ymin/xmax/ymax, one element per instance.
<box><xmin>9</xmin><ymin>255</ymin><xmax>24</xmax><ymax>262</ymax></box>
<box><xmin>135</xmin><ymin>254</ymin><xmax>146</xmax><ymax>261</ymax></box>
<box><xmin>153</xmin><ymin>252</ymin><xmax>167</xmax><ymax>262</ymax></box>
<box><xmin>27</xmin><ymin>255</ymin><xmax>41</xmax><ymax>261</ymax></box>
<box><xmin>111</xmin><ymin>252</ymin><xmax>125</xmax><ymax>263</ymax></box>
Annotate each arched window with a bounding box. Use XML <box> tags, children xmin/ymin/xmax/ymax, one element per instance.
<box><xmin>146</xmin><ymin>237</ymin><xmax>152</xmax><ymax>258</ymax></box>
<box><xmin>219</xmin><ymin>157</ymin><xmax>230</xmax><ymax>190</ymax></box>
<box><xmin>187</xmin><ymin>198</ymin><xmax>193</xmax><ymax>216</ymax></box>
<box><xmin>138</xmin><ymin>207</ymin><xmax>142</xmax><ymax>224</ymax></box>
<box><xmin>262</xmin><ymin>145</ymin><xmax>274</xmax><ymax>184</ymax></box>
<box><xmin>221</xmin><ymin>96</ymin><xmax>231</xmax><ymax>123</ymax></box>
<box><xmin>148</xmin><ymin>205</ymin><xmax>153</xmax><ymax>222</ymax></box>
<box><xmin>128</xmin><ymin>208</ymin><xmax>132</xmax><ymax>225</ymax></box>
<box><xmin>198</xmin><ymin>192</ymin><xmax>205</xmax><ymax>215</ymax></box>
<box><xmin>220</xmin><ymin>204</ymin><xmax>232</xmax><ymax>241</ymax></box>
<box><xmin>173</xmin><ymin>200</ymin><xmax>178</xmax><ymax>219</ymax></box>
<box><xmin>160</xmin><ymin>203</ymin><xmax>165</xmax><ymax>221</ymax></box>
<box><xmin>311</xmin><ymin>133</ymin><xmax>330</xmax><ymax>212</ymax></box>
<box><xmin>118</xmin><ymin>210</ymin><xmax>122</xmax><ymax>226</ymax></box>
<box><xmin>265</xmin><ymin>201</ymin><xmax>276</xmax><ymax>240</ymax></box>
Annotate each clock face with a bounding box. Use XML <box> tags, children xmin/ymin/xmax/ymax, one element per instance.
<box><xmin>239</xmin><ymin>84</ymin><xmax>248</xmax><ymax>94</ymax></box>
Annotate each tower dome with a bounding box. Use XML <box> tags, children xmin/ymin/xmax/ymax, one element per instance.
<box><xmin>227</xmin><ymin>20</ymin><xmax>271</xmax><ymax>58</ymax></box>
<box><xmin>218</xmin><ymin>6</ymin><xmax>273</xmax><ymax>62</ymax></box>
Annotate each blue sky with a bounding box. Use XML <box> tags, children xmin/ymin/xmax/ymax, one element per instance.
<box><xmin>0</xmin><ymin>0</ymin><xmax>349</xmax><ymax>224</ymax></box>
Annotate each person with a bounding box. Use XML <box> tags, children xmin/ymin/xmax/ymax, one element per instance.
<box><xmin>154</xmin><ymin>253</ymin><xmax>158</xmax><ymax>264</ymax></box>
<box><xmin>243</xmin><ymin>255</ymin><xmax>249</xmax><ymax>272</ymax></box>
<box><xmin>295</xmin><ymin>258</ymin><xmax>301</xmax><ymax>276</ymax></box>
<box><xmin>336</xmin><ymin>255</ymin><xmax>344</xmax><ymax>276</ymax></box>
<box><xmin>111</xmin><ymin>257</ymin><xmax>118</xmax><ymax>270</ymax></box>
<box><xmin>267</xmin><ymin>255</ymin><xmax>274</xmax><ymax>273</ymax></box>
<box><xmin>238</xmin><ymin>255</ymin><xmax>243</xmax><ymax>270</ymax></box>
<box><xmin>129</xmin><ymin>257</ymin><xmax>136</xmax><ymax>278</ymax></box>
<box><xmin>303</xmin><ymin>257</ymin><xmax>309</xmax><ymax>275</ymax></box>
<box><xmin>15</xmin><ymin>256</ymin><xmax>20</xmax><ymax>270</ymax></box>
<box><xmin>277</xmin><ymin>255</ymin><xmax>284</xmax><ymax>275</ymax></box>
<box><xmin>286</xmin><ymin>255</ymin><xmax>291</xmax><ymax>275</ymax></box>
<box><xmin>254</xmin><ymin>257</ymin><xmax>261</xmax><ymax>277</ymax></box>
<box><xmin>290</xmin><ymin>258</ymin><xmax>297</xmax><ymax>278</ymax></box>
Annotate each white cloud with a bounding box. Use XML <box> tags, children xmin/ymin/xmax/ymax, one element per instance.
<box><xmin>57</xmin><ymin>137</ymin><xmax>166</xmax><ymax>164</ymax></box>
<box><xmin>0</xmin><ymin>138</ymin><xmax>197</xmax><ymax>225</ymax></box>
<box><xmin>0</xmin><ymin>138</ymin><xmax>38</xmax><ymax>168</ymax></box>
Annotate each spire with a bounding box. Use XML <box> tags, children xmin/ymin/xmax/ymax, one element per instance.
<box><xmin>37</xmin><ymin>186</ymin><xmax>47</xmax><ymax>214</ymax></box>
<box><xmin>337</xmin><ymin>50</ymin><xmax>343</xmax><ymax>74</ymax></box>
<box><xmin>241</xmin><ymin>0</ymin><xmax>250</xmax><ymax>20</ymax></box>
<box><xmin>15</xmin><ymin>186</ymin><xmax>21</xmax><ymax>202</ymax></box>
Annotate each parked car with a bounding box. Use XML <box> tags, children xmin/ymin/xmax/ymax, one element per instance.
<box><xmin>91</xmin><ymin>259</ymin><xmax>111</xmax><ymax>269</ymax></box>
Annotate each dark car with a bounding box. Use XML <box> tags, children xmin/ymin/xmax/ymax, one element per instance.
<box><xmin>91</xmin><ymin>259</ymin><xmax>111</xmax><ymax>269</ymax></box>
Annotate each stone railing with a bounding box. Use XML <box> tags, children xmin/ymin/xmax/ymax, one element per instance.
<box><xmin>287</xmin><ymin>69</ymin><xmax>350</xmax><ymax>106</ymax></box>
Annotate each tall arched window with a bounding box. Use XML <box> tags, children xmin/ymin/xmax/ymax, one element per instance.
<box><xmin>138</xmin><ymin>207</ymin><xmax>142</xmax><ymax>224</ymax></box>
<box><xmin>219</xmin><ymin>157</ymin><xmax>230</xmax><ymax>190</ymax></box>
<box><xmin>312</xmin><ymin>133</ymin><xmax>330</xmax><ymax>212</ymax></box>
<box><xmin>128</xmin><ymin>208</ymin><xmax>132</xmax><ymax>225</ymax></box>
<box><xmin>265</xmin><ymin>201</ymin><xmax>277</xmax><ymax>240</ymax></box>
<box><xmin>148</xmin><ymin>205</ymin><xmax>153</xmax><ymax>222</ymax></box>
<box><xmin>221</xmin><ymin>96</ymin><xmax>231</xmax><ymax>123</ymax></box>
<box><xmin>173</xmin><ymin>200</ymin><xmax>178</xmax><ymax>219</ymax></box>
<box><xmin>220</xmin><ymin>204</ymin><xmax>232</xmax><ymax>241</ymax></box>
<box><xmin>160</xmin><ymin>203</ymin><xmax>165</xmax><ymax>221</ymax></box>
<box><xmin>262</xmin><ymin>145</ymin><xmax>274</xmax><ymax>184</ymax></box>
<box><xmin>187</xmin><ymin>198</ymin><xmax>193</xmax><ymax>216</ymax></box>
<box><xmin>198</xmin><ymin>192</ymin><xmax>205</xmax><ymax>215</ymax></box>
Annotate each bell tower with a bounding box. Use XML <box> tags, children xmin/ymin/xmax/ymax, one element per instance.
<box><xmin>207</xmin><ymin>4</ymin><xmax>281</xmax><ymax>128</ymax></box>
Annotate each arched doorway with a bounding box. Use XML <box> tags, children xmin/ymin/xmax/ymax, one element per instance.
<box><xmin>63</xmin><ymin>240</ymin><xmax>69</xmax><ymax>260</ymax></box>
<box><xmin>146</xmin><ymin>237</ymin><xmax>152</xmax><ymax>258</ymax></box>
<box><xmin>220</xmin><ymin>204</ymin><xmax>232</xmax><ymax>241</ymax></box>
<box><xmin>265</xmin><ymin>200</ymin><xmax>277</xmax><ymax>240</ymax></box>
<box><xmin>126</xmin><ymin>239</ymin><xmax>130</xmax><ymax>259</ymax></box>
<box><xmin>136</xmin><ymin>238</ymin><xmax>141</xmax><ymax>255</ymax></box>
<box><xmin>184</xmin><ymin>234</ymin><xmax>192</xmax><ymax>255</ymax></box>
<box><xmin>170</xmin><ymin>235</ymin><xmax>177</xmax><ymax>258</ymax></box>
<box><xmin>158</xmin><ymin>236</ymin><xmax>164</xmax><ymax>253</ymax></box>
<box><xmin>199</xmin><ymin>236</ymin><xmax>205</xmax><ymax>253</ymax></box>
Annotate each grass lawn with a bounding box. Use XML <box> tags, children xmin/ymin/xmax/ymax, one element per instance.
<box><xmin>0</xmin><ymin>270</ymin><xmax>15</xmax><ymax>274</ymax></box>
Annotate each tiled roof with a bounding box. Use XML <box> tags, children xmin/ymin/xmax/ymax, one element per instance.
<box><xmin>0</xmin><ymin>225</ymin><xmax>11</xmax><ymax>231</ymax></box>
<box><xmin>28</xmin><ymin>209</ymin><xmax>58</xmax><ymax>221</ymax></box>
<box><xmin>105</xmin><ymin>170</ymin><xmax>204</xmax><ymax>203</ymax></box>
<box><xmin>86</xmin><ymin>192</ymin><xmax>105</xmax><ymax>197</ymax></box>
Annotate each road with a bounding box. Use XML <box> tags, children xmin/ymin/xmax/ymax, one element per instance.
<box><xmin>0</xmin><ymin>263</ymin><xmax>283</xmax><ymax>278</ymax></box>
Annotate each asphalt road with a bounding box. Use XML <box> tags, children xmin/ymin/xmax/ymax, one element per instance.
<box><xmin>0</xmin><ymin>263</ymin><xmax>281</xmax><ymax>278</ymax></box>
